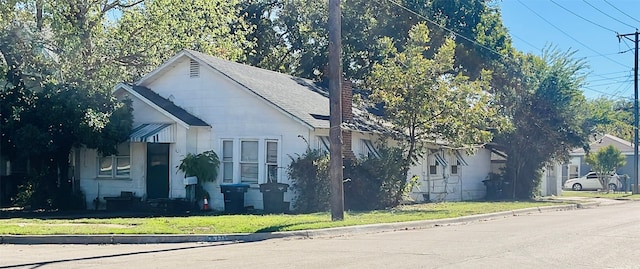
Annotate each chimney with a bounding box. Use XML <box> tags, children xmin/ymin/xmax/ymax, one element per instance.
<box><xmin>341</xmin><ymin>80</ymin><xmax>353</xmax><ymax>123</ymax></box>
<box><xmin>341</xmin><ymin>80</ymin><xmax>355</xmax><ymax>160</ymax></box>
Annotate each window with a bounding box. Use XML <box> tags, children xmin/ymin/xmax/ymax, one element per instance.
<box><xmin>266</xmin><ymin>141</ymin><xmax>278</xmax><ymax>183</ymax></box>
<box><xmin>451</xmin><ymin>161</ymin><xmax>460</xmax><ymax>175</ymax></box>
<box><xmin>318</xmin><ymin>136</ymin><xmax>330</xmax><ymax>152</ymax></box>
<box><xmin>362</xmin><ymin>139</ymin><xmax>380</xmax><ymax>158</ymax></box>
<box><xmin>222</xmin><ymin>140</ymin><xmax>234</xmax><ymax>183</ymax></box>
<box><xmin>222</xmin><ymin>139</ymin><xmax>279</xmax><ymax>184</ymax></box>
<box><xmin>98</xmin><ymin>143</ymin><xmax>130</xmax><ymax>178</ymax></box>
<box><xmin>240</xmin><ymin>141</ymin><xmax>259</xmax><ymax>183</ymax></box>
<box><xmin>429</xmin><ymin>163</ymin><xmax>438</xmax><ymax>175</ymax></box>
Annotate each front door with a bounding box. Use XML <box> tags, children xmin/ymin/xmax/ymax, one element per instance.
<box><xmin>146</xmin><ymin>143</ymin><xmax>170</xmax><ymax>199</ymax></box>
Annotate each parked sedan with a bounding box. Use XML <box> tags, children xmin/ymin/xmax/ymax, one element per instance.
<box><xmin>563</xmin><ymin>172</ymin><xmax>622</xmax><ymax>191</ymax></box>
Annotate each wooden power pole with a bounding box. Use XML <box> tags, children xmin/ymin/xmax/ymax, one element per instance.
<box><xmin>328</xmin><ymin>0</ymin><xmax>344</xmax><ymax>221</ymax></box>
<box><xmin>618</xmin><ymin>30</ymin><xmax>639</xmax><ymax>194</ymax></box>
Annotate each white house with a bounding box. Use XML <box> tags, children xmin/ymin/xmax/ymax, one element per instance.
<box><xmin>73</xmin><ymin>49</ymin><xmax>492</xmax><ymax>211</ymax></box>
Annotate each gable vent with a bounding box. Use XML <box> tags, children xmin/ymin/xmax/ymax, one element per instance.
<box><xmin>190</xmin><ymin>59</ymin><xmax>200</xmax><ymax>78</ymax></box>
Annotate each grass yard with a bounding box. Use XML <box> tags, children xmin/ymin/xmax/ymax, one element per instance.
<box><xmin>0</xmin><ymin>201</ymin><xmax>559</xmax><ymax>235</ymax></box>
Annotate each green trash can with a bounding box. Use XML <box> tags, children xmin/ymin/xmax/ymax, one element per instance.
<box><xmin>220</xmin><ymin>184</ymin><xmax>249</xmax><ymax>213</ymax></box>
<box><xmin>260</xmin><ymin>182</ymin><xmax>289</xmax><ymax>213</ymax></box>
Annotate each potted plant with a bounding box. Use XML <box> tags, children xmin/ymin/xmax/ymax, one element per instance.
<box><xmin>177</xmin><ymin>150</ymin><xmax>220</xmax><ymax>208</ymax></box>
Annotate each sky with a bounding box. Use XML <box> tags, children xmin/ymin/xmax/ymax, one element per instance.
<box><xmin>498</xmin><ymin>0</ymin><xmax>639</xmax><ymax>100</ymax></box>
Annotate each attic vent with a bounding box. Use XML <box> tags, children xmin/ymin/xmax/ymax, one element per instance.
<box><xmin>190</xmin><ymin>59</ymin><xmax>200</xmax><ymax>78</ymax></box>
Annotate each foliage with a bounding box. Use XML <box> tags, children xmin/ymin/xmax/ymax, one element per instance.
<box><xmin>287</xmin><ymin>148</ymin><xmax>330</xmax><ymax>213</ymax></box>
<box><xmin>582</xmin><ymin>98</ymin><xmax>633</xmax><ymax>141</ymax></box>
<box><xmin>177</xmin><ymin>150</ymin><xmax>220</xmax><ymax>183</ymax></box>
<box><xmin>343</xmin><ymin>143</ymin><xmax>409</xmax><ymax>210</ymax></box>
<box><xmin>0</xmin><ymin>82</ymin><xmax>132</xmax><ymax>209</ymax></box>
<box><xmin>585</xmin><ymin>145</ymin><xmax>626</xmax><ymax>192</ymax></box>
<box><xmin>112</xmin><ymin>0</ymin><xmax>252</xmax><ymax>80</ymax></box>
<box><xmin>494</xmin><ymin>48</ymin><xmax>590</xmax><ymax>199</ymax></box>
<box><xmin>367</xmin><ymin>23</ymin><xmax>506</xmax><ymax>202</ymax></box>
<box><xmin>240</xmin><ymin>0</ymin><xmax>506</xmax><ymax>81</ymax></box>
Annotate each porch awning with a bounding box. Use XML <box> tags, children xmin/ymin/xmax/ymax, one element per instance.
<box><xmin>130</xmin><ymin>123</ymin><xmax>175</xmax><ymax>143</ymax></box>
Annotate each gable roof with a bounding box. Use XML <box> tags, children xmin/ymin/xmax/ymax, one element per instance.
<box><xmin>137</xmin><ymin>49</ymin><xmax>331</xmax><ymax>129</ymax></box>
<box><xmin>114</xmin><ymin>83</ymin><xmax>210</xmax><ymax>128</ymax></box>
<box><xmin>571</xmin><ymin>134</ymin><xmax>635</xmax><ymax>155</ymax></box>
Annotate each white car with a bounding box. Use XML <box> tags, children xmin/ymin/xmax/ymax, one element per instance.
<box><xmin>563</xmin><ymin>172</ymin><xmax>622</xmax><ymax>191</ymax></box>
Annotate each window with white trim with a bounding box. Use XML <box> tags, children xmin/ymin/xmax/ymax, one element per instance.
<box><xmin>451</xmin><ymin>160</ymin><xmax>460</xmax><ymax>175</ymax></box>
<box><xmin>222</xmin><ymin>140</ymin><xmax>234</xmax><ymax>183</ymax></box>
<box><xmin>362</xmin><ymin>139</ymin><xmax>380</xmax><ymax>158</ymax></box>
<box><xmin>266</xmin><ymin>141</ymin><xmax>278</xmax><ymax>183</ymax></box>
<box><xmin>97</xmin><ymin>143</ymin><xmax>130</xmax><ymax>178</ymax></box>
<box><xmin>240</xmin><ymin>140</ymin><xmax>259</xmax><ymax>183</ymax></box>
<box><xmin>429</xmin><ymin>156</ymin><xmax>438</xmax><ymax>175</ymax></box>
<box><xmin>222</xmin><ymin>139</ymin><xmax>280</xmax><ymax>184</ymax></box>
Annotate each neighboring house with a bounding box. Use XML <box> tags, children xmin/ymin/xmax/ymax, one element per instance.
<box><xmin>550</xmin><ymin>134</ymin><xmax>636</xmax><ymax>193</ymax></box>
<box><xmin>74</xmin><ymin>49</ymin><xmax>492</xmax><ymax>211</ymax></box>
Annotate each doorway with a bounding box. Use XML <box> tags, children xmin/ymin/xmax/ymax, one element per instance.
<box><xmin>146</xmin><ymin>143</ymin><xmax>170</xmax><ymax>199</ymax></box>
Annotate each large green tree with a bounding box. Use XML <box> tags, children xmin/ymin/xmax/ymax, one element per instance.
<box><xmin>494</xmin><ymin>48</ymin><xmax>590</xmax><ymax>199</ymax></box>
<box><xmin>368</xmin><ymin>23</ymin><xmax>505</xmax><ymax>202</ymax></box>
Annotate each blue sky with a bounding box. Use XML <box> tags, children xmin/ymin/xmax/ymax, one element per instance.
<box><xmin>499</xmin><ymin>0</ymin><xmax>639</xmax><ymax>100</ymax></box>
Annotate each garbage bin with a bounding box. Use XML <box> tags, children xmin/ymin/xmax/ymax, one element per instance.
<box><xmin>260</xmin><ymin>182</ymin><xmax>289</xmax><ymax>213</ymax></box>
<box><xmin>220</xmin><ymin>183</ymin><xmax>249</xmax><ymax>213</ymax></box>
<box><xmin>483</xmin><ymin>179</ymin><xmax>498</xmax><ymax>200</ymax></box>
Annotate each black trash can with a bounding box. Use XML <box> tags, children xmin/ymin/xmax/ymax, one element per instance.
<box><xmin>220</xmin><ymin>183</ymin><xmax>249</xmax><ymax>213</ymax></box>
<box><xmin>260</xmin><ymin>182</ymin><xmax>289</xmax><ymax>214</ymax></box>
<box><xmin>483</xmin><ymin>179</ymin><xmax>497</xmax><ymax>200</ymax></box>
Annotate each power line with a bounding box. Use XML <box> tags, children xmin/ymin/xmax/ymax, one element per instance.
<box><xmin>385</xmin><ymin>0</ymin><xmax>506</xmax><ymax>61</ymax></box>
<box><xmin>583</xmin><ymin>0</ymin><xmax>636</xmax><ymax>29</ymax></box>
<box><xmin>549</xmin><ymin>0</ymin><xmax>616</xmax><ymax>33</ymax></box>
<box><xmin>517</xmin><ymin>0</ymin><xmax>630</xmax><ymax>69</ymax></box>
<box><xmin>604</xmin><ymin>0</ymin><xmax>640</xmax><ymax>24</ymax></box>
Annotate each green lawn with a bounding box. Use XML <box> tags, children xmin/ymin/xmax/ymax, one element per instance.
<box><xmin>0</xmin><ymin>201</ymin><xmax>559</xmax><ymax>235</ymax></box>
<box><xmin>561</xmin><ymin>190</ymin><xmax>640</xmax><ymax>199</ymax></box>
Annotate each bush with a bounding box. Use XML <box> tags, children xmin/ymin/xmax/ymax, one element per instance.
<box><xmin>287</xmin><ymin>148</ymin><xmax>330</xmax><ymax>213</ymax></box>
<box><xmin>344</xmin><ymin>144</ymin><xmax>407</xmax><ymax>210</ymax></box>
<box><xmin>288</xmin><ymin>143</ymin><xmax>409</xmax><ymax>213</ymax></box>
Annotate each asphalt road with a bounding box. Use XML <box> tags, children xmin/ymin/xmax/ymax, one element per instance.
<box><xmin>2</xmin><ymin>200</ymin><xmax>640</xmax><ymax>269</ymax></box>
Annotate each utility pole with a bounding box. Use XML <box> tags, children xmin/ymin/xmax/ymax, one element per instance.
<box><xmin>328</xmin><ymin>0</ymin><xmax>344</xmax><ymax>220</ymax></box>
<box><xmin>618</xmin><ymin>30</ymin><xmax>639</xmax><ymax>194</ymax></box>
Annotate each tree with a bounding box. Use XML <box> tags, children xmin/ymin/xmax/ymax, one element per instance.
<box><xmin>581</xmin><ymin>98</ymin><xmax>633</xmax><ymax>141</ymax></box>
<box><xmin>494</xmin><ymin>48</ymin><xmax>590</xmax><ymax>199</ymax></box>
<box><xmin>368</xmin><ymin>23</ymin><xmax>505</xmax><ymax>203</ymax></box>
<box><xmin>585</xmin><ymin>145</ymin><xmax>626</xmax><ymax>192</ymax></box>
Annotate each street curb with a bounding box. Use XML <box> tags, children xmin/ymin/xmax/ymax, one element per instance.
<box><xmin>0</xmin><ymin>202</ymin><xmax>596</xmax><ymax>245</ymax></box>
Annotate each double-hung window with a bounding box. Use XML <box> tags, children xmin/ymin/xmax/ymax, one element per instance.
<box><xmin>266</xmin><ymin>141</ymin><xmax>278</xmax><ymax>183</ymax></box>
<box><xmin>222</xmin><ymin>140</ymin><xmax>234</xmax><ymax>183</ymax></box>
<box><xmin>98</xmin><ymin>143</ymin><xmax>130</xmax><ymax>178</ymax></box>
<box><xmin>240</xmin><ymin>141</ymin><xmax>259</xmax><ymax>184</ymax></box>
<box><xmin>222</xmin><ymin>139</ymin><xmax>279</xmax><ymax>184</ymax></box>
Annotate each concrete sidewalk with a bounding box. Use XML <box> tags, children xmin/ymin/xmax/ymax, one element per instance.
<box><xmin>0</xmin><ymin>200</ymin><xmax>607</xmax><ymax>245</ymax></box>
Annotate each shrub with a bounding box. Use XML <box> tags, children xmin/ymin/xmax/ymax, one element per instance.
<box><xmin>287</xmin><ymin>148</ymin><xmax>330</xmax><ymax>213</ymax></box>
<box><xmin>344</xmin><ymin>144</ymin><xmax>407</xmax><ymax>210</ymax></box>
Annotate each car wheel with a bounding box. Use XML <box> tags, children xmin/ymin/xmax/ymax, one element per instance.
<box><xmin>572</xmin><ymin>183</ymin><xmax>582</xmax><ymax>191</ymax></box>
<box><xmin>608</xmin><ymin>183</ymin><xmax>617</xmax><ymax>191</ymax></box>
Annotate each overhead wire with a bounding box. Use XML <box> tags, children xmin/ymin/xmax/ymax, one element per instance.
<box><xmin>603</xmin><ymin>0</ymin><xmax>640</xmax><ymax>24</ymax></box>
<box><xmin>549</xmin><ymin>0</ymin><xmax>616</xmax><ymax>33</ymax></box>
<box><xmin>517</xmin><ymin>0</ymin><xmax>630</xmax><ymax>69</ymax></box>
<box><xmin>583</xmin><ymin>0</ymin><xmax>637</xmax><ymax>29</ymax></box>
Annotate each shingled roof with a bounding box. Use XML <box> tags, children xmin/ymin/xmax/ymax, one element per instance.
<box><xmin>130</xmin><ymin>85</ymin><xmax>209</xmax><ymax>127</ymax></box>
<box><xmin>571</xmin><ymin>134</ymin><xmax>635</xmax><ymax>155</ymax></box>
